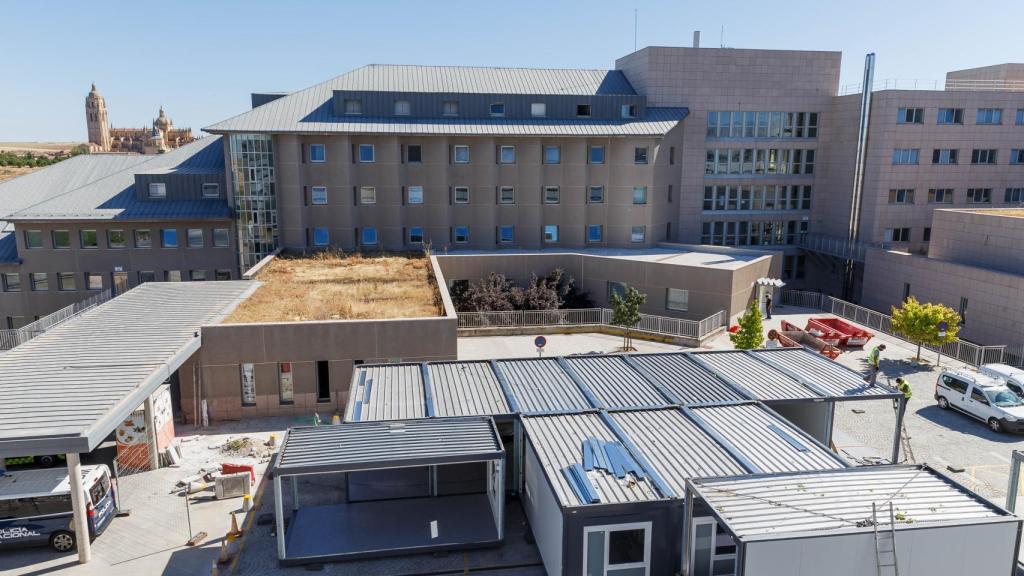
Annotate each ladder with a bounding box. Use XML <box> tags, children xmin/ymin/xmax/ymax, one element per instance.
<box><xmin>899</xmin><ymin>419</ymin><xmax>916</xmax><ymax>463</ymax></box>
<box><xmin>873</xmin><ymin>502</ymin><xmax>900</xmax><ymax>576</ymax></box>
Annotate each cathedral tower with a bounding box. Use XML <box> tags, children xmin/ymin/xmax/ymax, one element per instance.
<box><xmin>85</xmin><ymin>83</ymin><xmax>110</xmax><ymax>151</ymax></box>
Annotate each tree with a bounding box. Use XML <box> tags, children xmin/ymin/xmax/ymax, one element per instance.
<box><xmin>464</xmin><ymin>273</ymin><xmax>517</xmax><ymax>312</ymax></box>
<box><xmin>611</xmin><ymin>286</ymin><xmax>646</xmax><ymax>351</ymax></box>
<box><xmin>730</xmin><ymin>299</ymin><xmax>765</xmax><ymax>349</ymax></box>
<box><xmin>890</xmin><ymin>297</ymin><xmax>961</xmax><ymax>361</ymax></box>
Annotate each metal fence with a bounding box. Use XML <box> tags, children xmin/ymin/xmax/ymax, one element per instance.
<box><xmin>839</xmin><ymin>78</ymin><xmax>1024</xmax><ymax>95</ymax></box>
<box><xmin>0</xmin><ymin>289</ymin><xmax>112</xmax><ymax>351</ymax></box>
<box><xmin>781</xmin><ymin>290</ymin><xmax>1012</xmax><ymax>367</ymax></box>
<box><xmin>457</xmin><ymin>308</ymin><xmax>728</xmax><ymax>340</ymax></box>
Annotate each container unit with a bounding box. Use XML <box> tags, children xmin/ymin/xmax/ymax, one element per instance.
<box><xmin>687</xmin><ymin>465</ymin><xmax>1023</xmax><ymax>576</ymax></box>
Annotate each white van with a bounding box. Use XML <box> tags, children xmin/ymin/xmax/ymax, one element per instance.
<box><xmin>935</xmin><ymin>369</ymin><xmax>1024</xmax><ymax>433</ymax></box>
<box><xmin>980</xmin><ymin>363</ymin><xmax>1024</xmax><ymax>398</ymax></box>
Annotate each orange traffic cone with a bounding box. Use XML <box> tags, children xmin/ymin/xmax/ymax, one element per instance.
<box><xmin>211</xmin><ymin>559</ymin><xmax>221</xmax><ymax>575</ymax></box>
<box><xmin>217</xmin><ymin>539</ymin><xmax>232</xmax><ymax>564</ymax></box>
<box><xmin>227</xmin><ymin>511</ymin><xmax>243</xmax><ymax>540</ymax></box>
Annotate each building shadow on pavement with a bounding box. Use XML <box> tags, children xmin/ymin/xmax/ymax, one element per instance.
<box><xmin>914</xmin><ymin>405</ymin><xmax>1024</xmax><ymax>444</ymax></box>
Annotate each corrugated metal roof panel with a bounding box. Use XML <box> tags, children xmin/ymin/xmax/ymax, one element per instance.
<box><xmin>277</xmin><ymin>416</ymin><xmax>503</xmax><ymax>475</ymax></box>
<box><xmin>429</xmin><ymin>361</ymin><xmax>511</xmax><ymax>418</ymax></box>
<box><xmin>496</xmin><ymin>358</ymin><xmax>593</xmax><ymax>414</ymax></box>
<box><xmin>522</xmin><ymin>412</ymin><xmax>659</xmax><ymax>506</ymax></box>
<box><xmin>332</xmin><ymin>65</ymin><xmax>636</xmax><ymax>95</ymax></box>
<box><xmin>688</xmin><ymin>404</ymin><xmax>845</xmax><ymax>474</ymax></box>
<box><xmin>0</xmin><ymin>281</ymin><xmax>256</xmax><ymax>452</ymax></box>
<box><xmin>346</xmin><ymin>364</ymin><xmax>425</xmax><ymax>422</ymax></box>
<box><xmin>611</xmin><ymin>409</ymin><xmax>745</xmax><ymax>495</ymax></box>
<box><xmin>628</xmin><ymin>353</ymin><xmax>748</xmax><ymax>404</ymax></box>
<box><xmin>751</xmin><ymin>348</ymin><xmax>896</xmax><ymax>398</ymax></box>
<box><xmin>694</xmin><ymin>466</ymin><xmax>1012</xmax><ymax>540</ymax></box>
<box><xmin>564</xmin><ymin>356</ymin><xmax>668</xmax><ymax>409</ymax></box>
<box><xmin>692</xmin><ymin>351</ymin><xmax>820</xmax><ymax>401</ymax></box>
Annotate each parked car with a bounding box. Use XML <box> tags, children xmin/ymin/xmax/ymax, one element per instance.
<box><xmin>0</xmin><ymin>465</ymin><xmax>116</xmax><ymax>552</ymax></box>
<box><xmin>979</xmin><ymin>363</ymin><xmax>1024</xmax><ymax>398</ymax></box>
<box><xmin>934</xmin><ymin>369</ymin><xmax>1024</xmax><ymax>433</ymax></box>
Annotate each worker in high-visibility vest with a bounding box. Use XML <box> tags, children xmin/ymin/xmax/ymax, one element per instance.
<box><xmin>893</xmin><ymin>377</ymin><xmax>912</xmax><ymax>410</ymax></box>
<box><xmin>865</xmin><ymin>344</ymin><xmax>886</xmax><ymax>385</ymax></box>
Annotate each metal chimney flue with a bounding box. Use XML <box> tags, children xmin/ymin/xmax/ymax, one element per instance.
<box><xmin>693</xmin><ymin>30</ymin><xmax>701</xmax><ymax>48</ymax></box>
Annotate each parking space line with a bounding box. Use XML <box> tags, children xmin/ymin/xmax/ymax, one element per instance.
<box><xmin>989</xmin><ymin>451</ymin><xmax>1011</xmax><ymax>464</ymax></box>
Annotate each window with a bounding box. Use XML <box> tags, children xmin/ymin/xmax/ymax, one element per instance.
<box><xmin>361</xmin><ymin>227</ymin><xmax>378</xmax><ymax>245</ymax></box>
<box><xmin>499</xmin><ymin>145</ymin><xmax>516</xmax><ymax>164</ymax></box>
<box><xmin>1006</xmin><ymin>188</ymin><xmax>1024</xmax><ymax>203</ymax></box>
<box><xmin>587</xmin><ymin>224</ymin><xmax>603</xmax><ymax>243</ymax></box>
<box><xmin>148</xmin><ymin>182</ymin><xmax>167</xmax><ymax>198</ymax></box>
<box><xmin>971</xmin><ymin>149</ymin><xmax>997</xmax><ymax>164</ymax></box>
<box><xmin>408</xmin><ymin>185</ymin><xmax>424</xmax><ymax>204</ymax></box>
<box><xmin>892</xmin><ymin>148</ymin><xmax>919</xmax><ymax>164</ymax></box>
<box><xmin>923</xmin><ymin>227</ymin><xmax>931</xmax><ymax>242</ymax></box>
<box><xmin>407</xmin><ymin>145</ymin><xmax>422</xmax><ymax>163</ymax></box>
<box><xmin>85</xmin><ymin>273</ymin><xmax>103</xmax><ymax>290</ymax></box>
<box><xmin>187</xmin><ymin>228</ymin><xmax>204</xmax><ymax>248</ymax></box>
<box><xmin>165</xmin><ymin>270</ymin><xmax>182</xmax><ymax>282</ymax></box>
<box><xmin>202</xmin><ymin>183</ymin><xmax>219</xmax><ymax>197</ymax></box>
<box><xmin>160</xmin><ymin>228</ymin><xmax>179</xmax><ymax>247</ymax></box>
<box><xmin>80</xmin><ymin>230</ymin><xmax>98</xmax><ymax>249</ymax></box>
<box><xmin>884</xmin><ymin>227</ymin><xmax>911</xmax><ymax>242</ymax></box>
<box><xmin>632</xmin><ymin>186</ymin><xmax>647</xmax><ymax>205</ymax></box>
<box><xmin>215</xmin><ymin>269</ymin><xmax>232</xmax><ymax>281</ymax></box>
<box><xmin>30</xmin><ymin>272</ymin><xmax>47</xmax><ymax>291</ymax></box>
<box><xmin>937</xmin><ymin>108</ymin><xmax>963</xmax><ymax>125</ymax></box>
<box><xmin>358</xmin><ymin>144</ymin><xmax>375</xmax><ymax>163</ymax></box>
<box><xmin>531</xmin><ymin>102</ymin><xmax>546</xmax><ymax>117</ymax></box>
<box><xmin>942</xmin><ymin>375</ymin><xmax>968</xmax><ymax>394</ymax></box>
<box><xmin>543</xmin><ymin>225</ymin><xmax>558</xmax><ymax>243</ymax></box>
<box><xmin>360</xmin><ymin>186</ymin><xmax>377</xmax><ymax>204</ymax></box>
<box><xmin>932</xmin><ymin>149</ymin><xmax>958</xmax><ymax>164</ymax></box>
<box><xmin>24</xmin><ymin>230</ymin><xmax>42</xmax><ymax>249</ymax></box>
<box><xmin>52</xmin><ymin>230</ymin><xmax>70</xmax><ymax>249</ymax></box>
<box><xmin>1011</xmin><ymin>149</ymin><xmax>1024</xmax><ymax>164</ymax></box>
<box><xmin>311</xmin><ymin>186</ymin><xmax>328</xmax><ymax>205</ymax></box>
<box><xmin>107</xmin><ymin>229</ymin><xmax>126</xmax><ymax>248</ymax></box>
<box><xmin>343</xmin><ymin>99</ymin><xmax>362</xmax><ymax>114</ymax></box>
<box><xmin>589</xmin><ymin>146</ymin><xmax>605</xmax><ymax>164</ymax></box>
<box><xmin>589</xmin><ymin>186</ymin><xmax>604</xmax><ymax>204</ymax></box>
<box><xmin>543</xmin><ymin>146</ymin><xmax>561</xmax><ymax>164</ymax></box>
<box><xmin>313</xmin><ymin>227</ymin><xmax>329</xmax><ymax>246</ymax></box>
<box><xmin>967</xmin><ymin>188</ymin><xmax>992</xmax><ymax>203</ymax></box>
<box><xmin>58</xmin><ymin>272</ymin><xmax>76</xmax><ymax>291</ymax></box>
<box><xmin>634</xmin><ymin>147</ymin><xmax>649</xmax><ymax>165</ymax></box>
<box><xmin>442</xmin><ymin>100</ymin><xmax>459</xmax><ymax>116</ymax></box>
<box><xmin>621</xmin><ymin>104</ymin><xmax>637</xmax><ymax>118</ymax></box>
<box><xmin>453</xmin><ymin>145</ymin><xmax>470</xmax><ymax>164</ymax></box>
<box><xmin>576</xmin><ymin>104</ymin><xmax>592</xmax><ymax>117</ymax></box>
<box><xmin>897</xmin><ymin>107</ymin><xmax>923</xmax><ymax>124</ymax></box>
<box><xmin>135</xmin><ymin>229</ymin><xmax>152</xmax><ymax>248</ymax></box>
<box><xmin>959</xmin><ymin>296</ymin><xmax>968</xmax><ymax>325</ymax></box>
<box><xmin>408</xmin><ymin>226</ymin><xmax>424</xmax><ymax>244</ymax></box>
<box><xmin>309</xmin><ymin>143</ymin><xmax>326</xmax><ymax>163</ymax></box>
<box><xmin>928</xmin><ymin>188</ymin><xmax>954</xmax><ymax>204</ymax></box>
<box><xmin>498</xmin><ymin>225</ymin><xmax>514</xmax><ymax>244</ymax></box>
<box><xmin>138</xmin><ymin>270</ymin><xmax>155</xmax><ymax>283</ymax></box>
<box><xmin>213</xmin><ymin>228</ymin><xmax>230</xmax><ymax>247</ymax></box>
<box><xmin>453</xmin><ymin>226</ymin><xmax>469</xmax><ymax>243</ymax></box>
<box><xmin>583</xmin><ymin>523</ymin><xmax>651</xmax><ymax>576</ymax></box>
<box><xmin>976</xmin><ymin>108</ymin><xmax>1002</xmax><ymax>125</ymax></box>
<box><xmin>394</xmin><ymin>100</ymin><xmax>411</xmax><ymax>116</ymax></box>
<box><xmin>1017</xmin><ymin>109</ymin><xmax>1024</xmax><ymax>125</ymax></box>
<box><xmin>607</xmin><ymin>281</ymin><xmax>627</xmax><ymax>301</ymax></box>
<box><xmin>278</xmin><ymin>362</ymin><xmax>294</xmax><ymax>404</ymax></box>
<box><xmin>499</xmin><ymin>186</ymin><xmax>515</xmax><ymax>204</ymax></box>
<box><xmin>240</xmin><ymin>363</ymin><xmax>256</xmax><ymax>406</ymax></box>
<box><xmin>888</xmin><ymin>189</ymin><xmax>914</xmax><ymax>204</ymax></box>
<box><xmin>544</xmin><ymin>186</ymin><xmax>560</xmax><ymax>204</ymax></box>
<box><xmin>631</xmin><ymin>225</ymin><xmax>646</xmax><ymax>243</ymax></box>
<box><xmin>190</xmin><ymin>270</ymin><xmax>207</xmax><ymax>281</ymax></box>
<box><xmin>666</xmin><ymin>288</ymin><xmax>689</xmax><ymax>311</ymax></box>
<box><xmin>316</xmin><ymin>360</ymin><xmax>331</xmax><ymax>402</ymax></box>
<box><xmin>2</xmin><ymin>273</ymin><xmax>19</xmax><ymax>292</ymax></box>
<box><xmin>454</xmin><ymin>187</ymin><xmax>470</xmax><ymax>204</ymax></box>
<box><xmin>489</xmin><ymin>102</ymin><xmax>505</xmax><ymax>117</ymax></box>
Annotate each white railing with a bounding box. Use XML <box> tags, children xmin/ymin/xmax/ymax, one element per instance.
<box><xmin>781</xmin><ymin>289</ymin><xmax>1008</xmax><ymax>367</ymax></box>
<box><xmin>839</xmin><ymin>78</ymin><xmax>1024</xmax><ymax>96</ymax></box>
<box><xmin>798</xmin><ymin>233</ymin><xmax>891</xmax><ymax>263</ymax></box>
<box><xmin>457</xmin><ymin>307</ymin><xmax>728</xmax><ymax>340</ymax></box>
<box><xmin>0</xmin><ymin>289</ymin><xmax>113</xmax><ymax>351</ymax></box>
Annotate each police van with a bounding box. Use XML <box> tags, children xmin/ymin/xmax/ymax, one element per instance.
<box><xmin>0</xmin><ymin>465</ymin><xmax>116</xmax><ymax>552</ymax></box>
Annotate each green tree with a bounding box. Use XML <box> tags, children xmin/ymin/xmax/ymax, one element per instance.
<box><xmin>890</xmin><ymin>297</ymin><xmax>961</xmax><ymax>360</ymax></box>
<box><xmin>729</xmin><ymin>299</ymin><xmax>765</xmax><ymax>349</ymax></box>
<box><xmin>611</xmin><ymin>286</ymin><xmax>646</xmax><ymax>351</ymax></box>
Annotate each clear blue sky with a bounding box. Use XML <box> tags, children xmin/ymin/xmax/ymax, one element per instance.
<box><xmin>1</xmin><ymin>0</ymin><xmax>1021</xmax><ymax>141</ymax></box>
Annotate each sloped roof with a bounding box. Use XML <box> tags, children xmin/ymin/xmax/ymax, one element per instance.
<box><xmin>327</xmin><ymin>64</ymin><xmax>637</xmax><ymax>95</ymax></box>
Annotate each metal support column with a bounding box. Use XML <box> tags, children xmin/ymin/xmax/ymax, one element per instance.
<box><xmin>66</xmin><ymin>453</ymin><xmax>91</xmax><ymax>564</ymax></box>
<box><xmin>291</xmin><ymin>475</ymin><xmax>299</xmax><ymax>511</ymax></box>
<box><xmin>274</xmin><ymin>474</ymin><xmax>286</xmax><ymax>560</ymax></box>
<box><xmin>1006</xmin><ymin>450</ymin><xmax>1024</xmax><ymax>513</ymax></box>
<box><xmin>144</xmin><ymin>394</ymin><xmax>160</xmax><ymax>471</ymax></box>
<box><xmin>891</xmin><ymin>396</ymin><xmax>907</xmax><ymax>464</ymax></box>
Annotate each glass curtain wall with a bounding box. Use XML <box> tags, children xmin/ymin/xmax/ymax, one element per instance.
<box><xmin>229</xmin><ymin>134</ymin><xmax>278</xmax><ymax>270</ymax></box>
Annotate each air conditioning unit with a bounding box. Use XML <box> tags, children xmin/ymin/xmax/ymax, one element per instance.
<box><xmin>215</xmin><ymin>471</ymin><xmax>252</xmax><ymax>500</ymax></box>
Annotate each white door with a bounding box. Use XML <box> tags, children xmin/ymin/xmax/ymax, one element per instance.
<box><xmin>942</xmin><ymin>375</ymin><xmax>969</xmax><ymax>411</ymax></box>
<box><xmin>583</xmin><ymin>521</ymin><xmax>652</xmax><ymax>576</ymax></box>
<box><xmin>966</xmin><ymin>385</ymin><xmax>997</xmax><ymax>422</ymax></box>
<box><xmin>690</xmin><ymin>517</ymin><xmax>737</xmax><ymax>576</ymax></box>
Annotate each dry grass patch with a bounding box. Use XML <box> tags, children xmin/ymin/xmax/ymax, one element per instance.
<box><xmin>226</xmin><ymin>252</ymin><xmax>441</xmax><ymax>323</ymax></box>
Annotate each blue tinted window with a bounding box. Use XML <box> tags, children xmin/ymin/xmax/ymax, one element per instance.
<box><xmin>309</xmin><ymin>144</ymin><xmax>326</xmax><ymax>163</ymax></box>
<box><xmin>544</xmin><ymin>146</ymin><xmax>561</xmax><ymax>164</ymax></box>
<box><xmin>358</xmin><ymin>144</ymin><xmax>375</xmax><ymax>163</ymax></box>
<box><xmin>161</xmin><ymin>229</ymin><xmax>178</xmax><ymax>248</ymax></box>
<box><xmin>587</xmin><ymin>225</ymin><xmax>602</xmax><ymax>243</ymax></box>
<box><xmin>590</xmin><ymin>146</ymin><xmax>605</xmax><ymax>164</ymax></box>
<box><xmin>454</xmin><ymin>226</ymin><xmax>469</xmax><ymax>243</ymax></box>
<box><xmin>361</xmin><ymin>227</ymin><xmax>378</xmax><ymax>245</ymax></box>
<box><xmin>313</xmin><ymin>228</ymin><xmax>329</xmax><ymax>246</ymax></box>
<box><xmin>409</xmin><ymin>226</ymin><xmax>424</xmax><ymax>244</ymax></box>
<box><xmin>499</xmin><ymin>225</ymin><xmax>514</xmax><ymax>243</ymax></box>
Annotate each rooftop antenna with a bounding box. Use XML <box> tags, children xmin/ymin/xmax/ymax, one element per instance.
<box><xmin>633</xmin><ymin>9</ymin><xmax>638</xmax><ymax>52</ymax></box>
<box><xmin>720</xmin><ymin>25</ymin><xmax>725</xmax><ymax>48</ymax></box>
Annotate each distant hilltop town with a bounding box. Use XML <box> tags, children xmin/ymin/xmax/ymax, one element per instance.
<box><xmin>85</xmin><ymin>83</ymin><xmax>194</xmax><ymax>154</ymax></box>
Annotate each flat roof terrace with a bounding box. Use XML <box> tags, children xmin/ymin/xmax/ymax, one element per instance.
<box><xmin>226</xmin><ymin>252</ymin><xmax>442</xmax><ymax>323</ymax></box>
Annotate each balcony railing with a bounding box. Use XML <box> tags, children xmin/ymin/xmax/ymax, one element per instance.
<box><xmin>839</xmin><ymin>78</ymin><xmax>1024</xmax><ymax>96</ymax></box>
<box><xmin>457</xmin><ymin>308</ymin><xmax>728</xmax><ymax>341</ymax></box>
<box><xmin>0</xmin><ymin>289</ymin><xmax>112</xmax><ymax>351</ymax></box>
